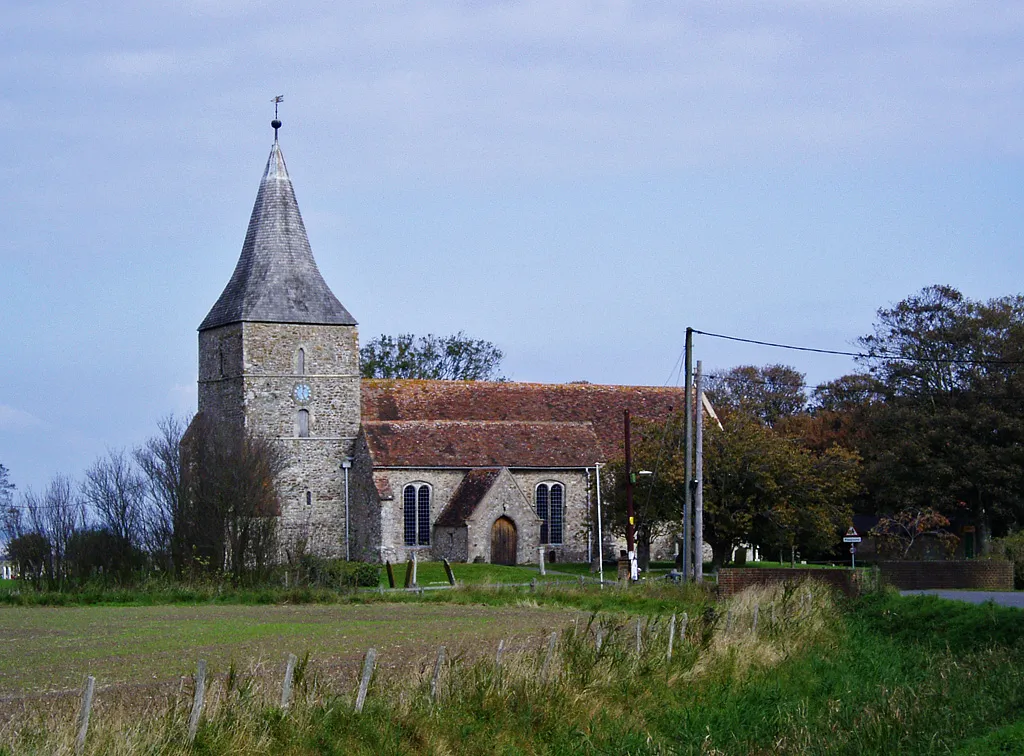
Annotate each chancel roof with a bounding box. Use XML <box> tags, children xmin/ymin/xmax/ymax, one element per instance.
<box><xmin>199</xmin><ymin>138</ymin><xmax>356</xmax><ymax>331</ymax></box>
<box><xmin>361</xmin><ymin>380</ymin><xmax>685</xmax><ymax>461</ymax></box>
<box><xmin>363</xmin><ymin>420</ymin><xmax>603</xmax><ymax>468</ymax></box>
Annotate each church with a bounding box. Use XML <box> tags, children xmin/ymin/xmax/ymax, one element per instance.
<box><xmin>197</xmin><ymin>122</ymin><xmax>686</xmax><ymax>566</ymax></box>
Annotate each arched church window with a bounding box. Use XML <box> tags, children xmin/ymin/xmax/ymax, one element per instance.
<box><xmin>306</xmin><ymin>491</ymin><xmax>312</xmax><ymax>507</ymax></box>
<box><xmin>403</xmin><ymin>483</ymin><xmax>431</xmax><ymax>547</ymax></box>
<box><xmin>297</xmin><ymin>348</ymin><xmax>305</xmax><ymax>375</ymax></box>
<box><xmin>297</xmin><ymin>409</ymin><xmax>309</xmax><ymax>438</ymax></box>
<box><xmin>536</xmin><ymin>482</ymin><xmax>564</xmax><ymax>545</ymax></box>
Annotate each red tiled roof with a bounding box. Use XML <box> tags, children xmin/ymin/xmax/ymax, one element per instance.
<box><xmin>363</xmin><ymin>420</ymin><xmax>603</xmax><ymax>468</ymax></box>
<box><xmin>362</xmin><ymin>380</ymin><xmax>684</xmax><ymax>459</ymax></box>
<box><xmin>435</xmin><ymin>469</ymin><xmax>502</xmax><ymax>527</ymax></box>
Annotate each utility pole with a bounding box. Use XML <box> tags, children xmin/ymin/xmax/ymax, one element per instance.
<box><xmin>694</xmin><ymin>360</ymin><xmax>704</xmax><ymax>583</ymax></box>
<box><xmin>624</xmin><ymin>409</ymin><xmax>638</xmax><ymax>581</ymax></box>
<box><xmin>683</xmin><ymin>327</ymin><xmax>694</xmax><ymax>581</ymax></box>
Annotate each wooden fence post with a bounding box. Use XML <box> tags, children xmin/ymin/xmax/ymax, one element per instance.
<box><xmin>725</xmin><ymin>610</ymin><xmax>733</xmax><ymax>635</ymax></box>
<box><xmin>355</xmin><ymin>648</ymin><xmax>377</xmax><ymax>713</ymax></box>
<box><xmin>280</xmin><ymin>653</ymin><xmax>297</xmax><ymax>710</ymax></box>
<box><xmin>679</xmin><ymin>612</ymin><xmax>688</xmax><ymax>644</ymax></box>
<box><xmin>540</xmin><ymin>631</ymin><xmax>558</xmax><ymax>682</ymax></box>
<box><xmin>635</xmin><ymin>618</ymin><xmax>643</xmax><ymax>655</ymax></box>
<box><xmin>495</xmin><ymin>639</ymin><xmax>505</xmax><ymax>667</ymax></box>
<box><xmin>74</xmin><ymin>675</ymin><xmax>95</xmax><ymax>755</ymax></box>
<box><xmin>430</xmin><ymin>646</ymin><xmax>446</xmax><ymax>703</ymax></box>
<box><xmin>667</xmin><ymin>613</ymin><xmax>677</xmax><ymax>662</ymax></box>
<box><xmin>752</xmin><ymin>604</ymin><xmax>760</xmax><ymax>635</ymax></box>
<box><xmin>187</xmin><ymin>659</ymin><xmax>207</xmax><ymax>743</ymax></box>
<box><xmin>595</xmin><ymin>629</ymin><xmax>605</xmax><ymax>652</ymax></box>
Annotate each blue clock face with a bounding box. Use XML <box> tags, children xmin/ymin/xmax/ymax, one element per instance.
<box><xmin>294</xmin><ymin>384</ymin><xmax>311</xmax><ymax>403</ymax></box>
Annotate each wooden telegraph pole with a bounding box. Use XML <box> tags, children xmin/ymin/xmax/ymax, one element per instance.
<box><xmin>694</xmin><ymin>360</ymin><xmax>704</xmax><ymax>583</ymax></box>
<box><xmin>683</xmin><ymin>327</ymin><xmax>694</xmax><ymax>581</ymax></box>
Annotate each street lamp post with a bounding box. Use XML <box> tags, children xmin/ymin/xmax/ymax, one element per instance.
<box><xmin>624</xmin><ymin>410</ymin><xmax>638</xmax><ymax>581</ymax></box>
<box><xmin>594</xmin><ymin>462</ymin><xmax>605</xmax><ymax>588</ymax></box>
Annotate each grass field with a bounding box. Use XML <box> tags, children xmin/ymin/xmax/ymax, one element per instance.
<box><xmin>0</xmin><ymin>603</ymin><xmax>574</xmax><ymax>697</ymax></box>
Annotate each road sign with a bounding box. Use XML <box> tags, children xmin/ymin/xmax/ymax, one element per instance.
<box><xmin>844</xmin><ymin>526</ymin><xmax>861</xmax><ymax>568</ymax></box>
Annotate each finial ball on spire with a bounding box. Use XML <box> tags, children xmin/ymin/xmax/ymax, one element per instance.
<box><xmin>271</xmin><ymin>119</ymin><xmax>282</xmax><ymax>130</ymax></box>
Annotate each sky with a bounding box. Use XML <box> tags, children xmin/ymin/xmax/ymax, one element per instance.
<box><xmin>2</xmin><ymin>1</ymin><xmax>1023</xmax><ymax>495</ymax></box>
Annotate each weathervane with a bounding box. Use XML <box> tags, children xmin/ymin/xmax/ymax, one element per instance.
<box><xmin>271</xmin><ymin>95</ymin><xmax>284</xmax><ymax>139</ymax></box>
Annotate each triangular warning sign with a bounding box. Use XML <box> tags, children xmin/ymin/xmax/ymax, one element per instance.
<box><xmin>846</xmin><ymin>526</ymin><xmax>858</xmax><ymax>537</ymax></box>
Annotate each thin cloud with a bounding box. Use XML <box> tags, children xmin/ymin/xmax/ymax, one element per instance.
<box><xmin>0</xmin><ymin>405</ymin><xmax>43</xmax><ymax>431</ymax></box>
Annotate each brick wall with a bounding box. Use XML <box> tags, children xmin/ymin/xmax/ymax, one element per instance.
<box><xmin>879</xmin><ymin>561</ymin><xmax>1013</xmax><ymax>590</ymax></box>
<box><xmin>718</xmin><ymin>568</ymin><xmax>863</xmax><ymax>597</ymax></box>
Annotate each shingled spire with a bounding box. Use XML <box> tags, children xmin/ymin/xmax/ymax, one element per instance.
<box><xmin>199</xmin><ymin>125</ymin><xmax>356</xmax><ymax>331</ymax></box>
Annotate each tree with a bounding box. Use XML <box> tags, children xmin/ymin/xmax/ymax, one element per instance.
<box><xmin>81</xmin><ymin>449</ymin><xmax>146</xmax><ymax>549</ymax></box>
<box><xmin>179</xmin><ymin>416</ymin><xmax>287</xmax><ymax>579</ymax></box>
<box><xmin>360</xmin><ymin>332</ymin><xmax>505</xmax><ymax>380</ymax></box>
<box><xmin>134</xmin><ymin>415</ymin><xmax>187</xmax><ymax>567</ymax></box>
<box><xmin>869</xmin><ymin>508</ymin><xmax>959</xmax><ymax>560</ymax></box>
<box><xmin>856</xmin><ymin>285</ymin><xmax>1024</xmax><ymax>541</ymax></box>
<box><xmin>7</xmin><ymin>533</ymin><xmax>50</xmax><ymax>584</ymax></box>
<box><xmin>704</xmin><ymin>364</ymin><xmax>806</xmax><ymax>427</ymax></box>
<box><xmin>0</xmin><ymin>463</ymin><xmax>18</xmax><ymax>546</ymax></box>
<box><xmin>601</xmin><ymin>403</ymin><xmax>862</xmax><ymax>569</ymax></box>
<box><xmin>40</xmin><ymin>474</ymin><xmax>83</xmax><ymax>585</ymax></box>
<box><xmin>65</xmin><ymin>527</ymin><xmax>145</xmax><ymax>582</ymax></box>
<box><xmin>702</xmin><ymin>411</ymin><xmax>861</xmax><ymax>566</ymax></box>
<box><xmin>810</xmin><ymin>373</ymin><xmax>884</xmax><ymax>414</ymax></box>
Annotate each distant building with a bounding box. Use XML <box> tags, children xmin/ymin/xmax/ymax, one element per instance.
<box><xmin>196</xmin><ymin>125</ymin><xmax>685</xmax><ymax>564</ymax></box>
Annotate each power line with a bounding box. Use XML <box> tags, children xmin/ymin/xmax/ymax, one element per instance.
<box><xmin>692</xmin><ymin>329</ymin><xmax>1024</xmax><ymax>367</ymax></box>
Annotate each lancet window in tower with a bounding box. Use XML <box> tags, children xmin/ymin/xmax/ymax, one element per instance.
<box><xmin>297</xmin><ymin>348</ymin><xmax>305</xmax><ymax>375</ymax></box>
<box><xmin>297</xmin><ymin>409</ymin><xmax>309</xmax><ymax>438</ymax></box>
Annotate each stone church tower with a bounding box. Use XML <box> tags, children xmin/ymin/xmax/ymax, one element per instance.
<box><xmin>197</xmin><ymin>122</ymin><xmax>360</xmax><ymax>557</ymax></box>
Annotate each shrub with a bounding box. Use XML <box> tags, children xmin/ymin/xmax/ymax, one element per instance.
<box><xmin>988</xmin><ymin>532</ymin><xmax>1024</xmax><ymax>588</ymax></box>
<box><xmin>296</xmin><ymin>555</ymin><xmax>380</xmax><ymax>589</ymax></box>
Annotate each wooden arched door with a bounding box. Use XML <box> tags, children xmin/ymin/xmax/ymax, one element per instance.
<box><xmin>491</xmin><ymin>517</ymin><xmax>517</xmax><ymax>565</ymax></box>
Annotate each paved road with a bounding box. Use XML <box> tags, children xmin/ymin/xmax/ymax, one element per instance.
<box><xmin>901</xmin><ymin>589</ymin><xmax>1024</xmax><ymax>608</ymax></box>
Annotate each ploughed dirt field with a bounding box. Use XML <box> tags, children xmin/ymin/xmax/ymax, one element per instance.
<box><xmin>0</xmin><ymin>603</ymin><xmax>576</xmax><ymax>703</ymax></box>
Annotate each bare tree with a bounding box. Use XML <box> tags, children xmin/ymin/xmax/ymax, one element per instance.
<box><xmin>0</xmin><ymin>463</ymin><xmax>16</xmax><ymax>545</ymax></box>
<box><xmin>134</xmin><ymin>415</ymin><xmax>187</xmax><ymax>567</ymax></box>
<box><xmin>81</xmin><ymin>449</ymin><xmax>146</xmax><ymax>548</ymax></box>
<box><xmin>6</xmin><ymin>488</ymin><xmax>49</xmax><ymax>581</ymax></box>
<box><xmin>42</xmin><ymin>474</ymin><xmax>84</xmax><ymax>584</ymax></box>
